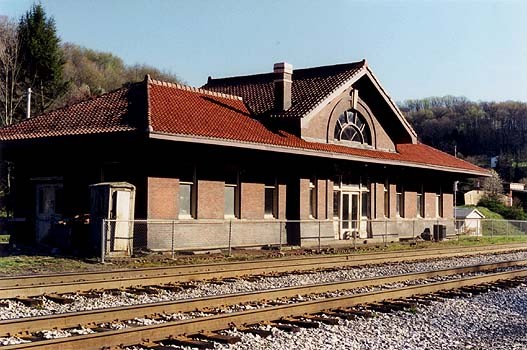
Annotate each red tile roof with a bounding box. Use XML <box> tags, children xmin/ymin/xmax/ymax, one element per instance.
<box><xmin>0</xmin><ymin>75</ymin><xmax>487</xmax><ymax>175</ymax></box>
<box><xmin>0</xmin><ymin>83</ymin><xmax>145</xmax><ymax>140</ymax></box>
<box><xmin>148</xmin><ymin>79</ymin><xmax>486</xmax><ymax>175</ymax></box>
<box><xmin>202</xmin><ymin>61</ymin><xmax>365</xmax><ymax>118</ymax></box>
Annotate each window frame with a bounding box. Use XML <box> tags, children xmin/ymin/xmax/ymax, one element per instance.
<box><xmin>309</xmin><ymin>181</ymin><xmax>317</xmax><ymax>219</ymax></box>
<box><xmin>334</xmin><ymin>110</ymin><xmax>372</xmax><ymax>146</ymax></box>
<box><xmin>384</xmin><ymin>181</ymin><xmax>390</xmax><ymax>218</ymax></box>
<box><xmin>178</xmin><ymin>181</ymin><xmax>195</xmax><ymax>219</ymax></box>
<box><xmin>396</xmin><ymin>184</ymin><xmax>404</xmax><ymax>218</ymax></box>
<box><xmin>436</xmin><ymin>191</ymin><xmax>443</xmax><ymax>218</ymax></box>
<box><xmin>264</xmin><ymin>183</ymin><xmax>278</xmax><ymax>219</ymax></box>
<box><xmin>224</xmin><ymin>183</ymin><xmax>239</xmax><ymax>219</ymax></box>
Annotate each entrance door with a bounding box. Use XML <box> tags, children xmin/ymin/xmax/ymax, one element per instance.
<box><xmin>35</xmin><ymin>184</ymin><xmax>63</xmax><ymax>243</ymax></box>
<box><xmin>109</xmin><ymin>189</ymin><xmax>132</xmax><ymax>253</ymax></box>
<box><xmin>340</xmin><ymin>192</ymin><xmax>359</xmax><ymax>239</ymax></box>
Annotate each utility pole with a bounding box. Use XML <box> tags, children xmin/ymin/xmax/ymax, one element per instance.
<box><xmin>26</xmin><ymin>88</ymin><xmax>32</xmax><ymax>119</ymax></box>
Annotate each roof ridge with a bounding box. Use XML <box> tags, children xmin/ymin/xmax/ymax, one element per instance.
<box><xmin>205</xmin><ymin>60</ymin><xmax>366</xmax><ymax>86</ymax></box>
<box><xmin>148</xmin><ymin>76</ymin><xmax>243</xmax><ymax>101</ymax></box>
<box><xmin>271</xmin><ymin>60</ymin><xmax>367</xmax><ymax>118</ymax></box>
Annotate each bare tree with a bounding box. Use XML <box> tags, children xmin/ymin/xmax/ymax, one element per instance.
<box><xmin>0</xmin><ymin>16</ymin><xmax>23</xmax><ymax>125</ymax></box>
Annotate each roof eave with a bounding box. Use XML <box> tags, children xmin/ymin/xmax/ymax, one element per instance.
<box><xmin>148</xmin><ymin>131</ymin><xmax>488</xmax><ymax>177</ymax></box>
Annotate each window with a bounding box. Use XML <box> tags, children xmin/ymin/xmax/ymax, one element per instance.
<box><xmin>309</xmin><ymin>181</ymin><xmax>317</xmax><ymax>218</ymax></box>
<box><xmin>179</xmin><ymin>182</ymin><xmax>194</xmax><ymax>218</ymax></box>
<box><xmin>396</xmin><ymin>184</ymin><xmax>404</xmax><ymax>217</ymax></box>
<box><xmin>264</xmin><ymin>185</ymin><xmax>278</xmax><ymax>218</ymax></box>
<box><xmin>361</xmin><ymin>191</ymin><xmax>370</xmax><ymax>218</ymax></box>
<box><xmin>384</xmin><ymin>181</ymin><xmax>389</xmax><ymax>218</ymax></box>
<box><xmin>436</xmin><ymin>192</ymin><xmax>443</xmax><ymax>217</ymax></box>
<box><xmin>224</xmin><ymin>184</ymin><xmax>238</xmax><ymax>218</ymax></box>
<box><xmin>334</xmin><ymin>110</ymin><xmax>372</xmax><ymax>145</ymax></box>
<box><xmin>333</xmin><ymin>190</ymin><xmax>340</xmax><ymax>217</ymax></box>
<box><xmin>417</xmin><ymin>188</ymin><xmax>425</xmax><ymax>217</ymax></box>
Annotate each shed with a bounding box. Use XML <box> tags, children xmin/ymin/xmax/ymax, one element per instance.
<box><xmin>455</xmin><ymin>207</ymin><xmax>485</xmax><ymax>236</ymax></box>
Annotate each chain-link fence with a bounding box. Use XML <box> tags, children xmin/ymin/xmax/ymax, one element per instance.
<box><xmin>96</xmin><ymin>217</ymin><xmax>527</xmax><ymax>262</ymax></box>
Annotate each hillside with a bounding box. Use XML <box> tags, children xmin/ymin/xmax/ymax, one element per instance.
<box><xmin>399</xmin><ymin>96</ymin><xmax>527</xmax><ymax>182</ymax></box>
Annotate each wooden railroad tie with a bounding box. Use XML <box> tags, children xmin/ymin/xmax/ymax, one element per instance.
<box><xmin>191</xmin><ymin>331</ymin><xmax>241</xmax><ymax>344</ymax></box>
<box><xmin>145</xmin><ymin>336</ymin><xmax>213</xmax><ymax>349</ymax></box>
<box><xmin>155</xmin><ymin>284</ymin><xmax>183</xmax><ymax>292</ymax></box>
<box><xmin>77</xmin><ymin>291</ymin><xmax>101</xmax><ymax>299</ymax></box>
<box><xmin>45</xmin><ymin>294</ymin><xmax>76</xmax><ymax>304</ymax></box>
<box><xmin>274</xmin><ymin>317</ymin><xmax>320</xmax><ymax>329</ymax></box>
<box><xmin>13</xmin><ymin>297</ymin><xmax>43</xmax><ymax>307</ymax></box>
<box><xmin>237</xmin><ymin>325</ymin><xmax>273</xmax><ymax>338</ymax></box>
<box><xmin>127</xmin><ymin>287</ymin><xmax>159</xmax><ymax>295</ymax></box>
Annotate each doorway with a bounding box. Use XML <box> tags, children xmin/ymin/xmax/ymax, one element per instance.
<box><xmin>35</xmin><ymin>183</ymin><xmax>63</xmax><ymax>243</ymax></box>
<box><xmin>340</xmin><ymin>191</ymin><xmax>359</xmax><ymax>239</ymax></box>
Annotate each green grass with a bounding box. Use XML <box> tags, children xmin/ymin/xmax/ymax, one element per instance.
<box><xmin>460</xmin><ymin>205</ymin><xmax>526</xmax><ymax>236</ymax></box>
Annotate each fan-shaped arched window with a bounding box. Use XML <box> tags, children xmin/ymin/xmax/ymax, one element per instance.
<box><xmin>334</xmin><ymin>110</ymin><xmax>372</xmax><ymax>145</ymax></box>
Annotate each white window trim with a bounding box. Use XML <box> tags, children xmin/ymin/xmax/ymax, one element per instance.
<box><xmin>309</xmin><ymin>181</ymin><xmax>317</xmax><ymax>219</ymax></box>
<box><xmin>178</xmin><ymin>181</ymin><xmax>195</xmax><ymax>220</ymax></box>
<box><xmin>224</xmin><ymin>183</ymin><xmax>239</xmax><ymax>219</ymax></box>
<box><xmin>264</xmin><ymin>184</ymin><xmax>278</xmax><ymax>219</ymax></box>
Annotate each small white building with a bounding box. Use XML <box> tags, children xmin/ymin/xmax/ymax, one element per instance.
<box><xmin>455</xmin><ymin>207</ymin><xmax>485</xmax><ymax>236</ymax></box>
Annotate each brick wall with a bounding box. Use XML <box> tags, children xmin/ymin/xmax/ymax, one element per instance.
<box><xmin>405</xmin><ymin>191</ymin><xmax>417</xmax><ymax>218</ymax></box>
<box><xmin>374</xmin><ymin>182</ymin><xmax>384</xmax><ymax>218</ymax></box>
<box><xmin>241</xmin><ymin>182</ymin><xmax>264</xmax><ymax>219</ymax></box>
<box><xmin>317</xmin><ymin>179</ymin><xmax>327</xmax><ymax>220</ymax></box>
<box><xmin>424</xmin><ymin>192</ymin><xmax>436</xmax><ymax>219</ymax></box>
<box><xmin>327</xmin><ymin>180</ymin><xmax>334</xmax><ymax>219</ymax></box>
<box><xmin>443</xmin><ymin>193</ymin><xmax>454</xmax><ymax>218</ymax></box>
<box><xmin>147</xmin><ymin>177</ymin><xmax>178</xmax><ymax>219</ymax></box>
<box><xmin>278</xmin><ymin>184</ymin><xmax>287</xmax><ymax>219</ymax></box>
<box><xmin>389</xmin><ymin>183</ymin><xmax>397</xmax><ymax>218</ymax></box>
<box><xmin>197</xmin><ymin>180</ymin><xmax>224</xmax><ymax>219</ymax></box>
<box><xmin>299</xmin><ymin>178</ymin><xmax>311</xmax><ymax>219</ymax></box>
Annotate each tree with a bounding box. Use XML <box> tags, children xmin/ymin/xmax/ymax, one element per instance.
<box><xmin>57</xmin><ymin>43</ymin><xmax>182</xmax><ymax>106</ymax></box>
<box><xmin>0</xmin><ymin>16</ymin><xmax>24</xmax><ymax>125</ymax></box>
<box><xmin>482</xmin><ymin>169</ymin><xmax>504</xmax><ymax>199</ymax></box>
<box><xmin>17</xmin><ymin>4</ymin><xmax>67</xmax><ymax>116</ymax></box>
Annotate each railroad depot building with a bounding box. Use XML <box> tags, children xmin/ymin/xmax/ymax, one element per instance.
<box><xmin>0</xmin><ymin>60</ymin><xmax>487</xmax><ymax>253</ymax></box>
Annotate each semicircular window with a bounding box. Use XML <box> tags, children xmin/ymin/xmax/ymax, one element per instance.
<box><xmin>334</xmin><ymin>110</ymin><xmax>372</xmax><ymax>145</ymax></box>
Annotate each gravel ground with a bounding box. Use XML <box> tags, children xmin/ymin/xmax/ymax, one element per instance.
<box><xmin>213</xmin><ymin>284</ymin><xmax>527</xmax><ymax>350</ymax></box>
<box><xmin>2</xmin><ymin>251</ymin><xmax>527</xmax><ymax>320</ymax></box>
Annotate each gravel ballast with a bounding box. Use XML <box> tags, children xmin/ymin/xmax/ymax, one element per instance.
<box><xmin>1</xmin><ymin>251</ymin><xmax>527</xmax><ymax>320</ymax></box>
<box><xmin>216</xmin><ymin>284</ymin><xmax>527</xmax><ymax>350</ymax></box>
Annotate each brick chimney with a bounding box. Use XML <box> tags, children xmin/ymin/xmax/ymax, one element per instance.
<box><xmin>273</xmin><ymin>62</ymin><xmax>293</xmax><ymax>111</ymax></box>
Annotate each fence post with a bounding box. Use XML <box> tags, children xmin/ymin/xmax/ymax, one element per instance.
<box><xmin>100</xmin><ymin>219</ymin><xmax>106</xmax><ymax>264</ymax></box>
<box><xmin>228</xmin><ymin>220</ymin><xmax>232</xmax><ymax>257</ymax></box>
<box><xmin>171</xmin><ymin>220</ymin><xmax>176</xmax><ymax>260</ymax></box>
<box><xmin>507</xmin><ymin>220</ymin><xmax>509</xmax><ymax>237</ymax></box>
<box><xmin>318</xmin><ymin>220</ymin><xmax>321</xmax><ymax>253</ymax></box>
<box><xmin>491</xmin><ymin>220</ymin><xmax>494</xmax><ymax>238</ymax></box>
<box><xmin>412</xmin><ymin>220</ymin><xmax>416</xmax><ymax>247</ymax></box>
<box><xmin>384</xmin><ymin>219</ymin><xmax>387</xmax><ymax>247</ymax></box>
<box><xmin>279</xmin><ymin>221</ymin><xmax>283</xmax><ymax>251</ymax></box>
<box><xmin>353</xmin><ymin>219</ymin><xmax>356</xmax><ymax>250</ymax></box>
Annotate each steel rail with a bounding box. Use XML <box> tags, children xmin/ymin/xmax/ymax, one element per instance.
<box><xmin>3</xmin><ymin>268</ymin><xmax>527</xmax><ymax>350</ymax></box>
<box><xmin>2</xmin><ymin>259</ymin><xmax>526</xmax><ymax>337</ymax></box>
<box><xmin>1</xmin><ymin>244</ymin><xmax>526</xmax><ymax>299</ymax></box>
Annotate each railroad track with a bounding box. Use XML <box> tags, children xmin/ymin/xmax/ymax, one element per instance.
<box><xmin>1</xmin><ymin>243</ymin><xmax>526</xmax><ymax>299</ymax></box>
<box><xmin>1</xmin><ymin>260</ymin><xmax>527</xmax><ymax>350</ymax></box>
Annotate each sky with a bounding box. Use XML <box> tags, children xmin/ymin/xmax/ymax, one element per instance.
<box><xmin>1</xmin><ymin>0</ymin><xmax>526</xmax><ymax>102</ymax></box>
